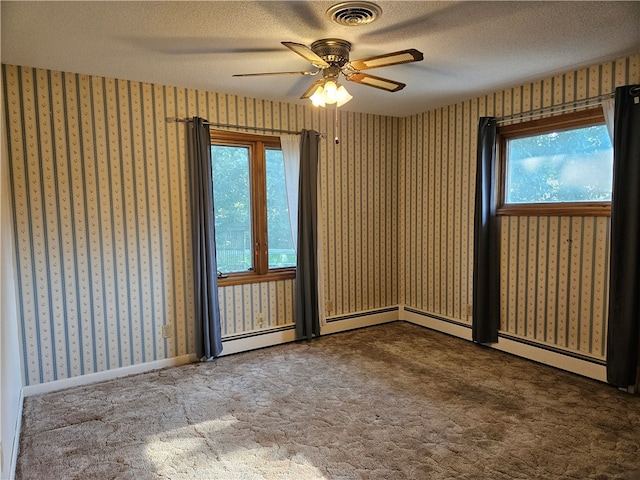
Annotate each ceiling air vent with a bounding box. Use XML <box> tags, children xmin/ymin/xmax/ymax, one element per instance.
<box><xmin>327</xmin><ymin>2</ymin><xmax>382</xmax><ymax>27</ymax></box>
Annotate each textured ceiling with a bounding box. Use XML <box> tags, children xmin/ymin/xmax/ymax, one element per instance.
<box><xmin>2</xmin><ymin>1</ymin><xmax>639</xmax><ymax>116</ymax></box>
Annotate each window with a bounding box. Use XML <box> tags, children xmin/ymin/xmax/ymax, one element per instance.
<box><xmin>210</xmin><ymin>130</ymin><xmax>296</xmax><ymax>285</ymax></box>
<box><xmin>497</xmin><ymin>108</ymin><xmax>613</xmax><ymax>216</ymax></box>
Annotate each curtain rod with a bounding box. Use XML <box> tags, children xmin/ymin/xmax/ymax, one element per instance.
<box><xmin>496</xmin><ymin>92</ymin><xmax>615</xmax><ymax>125</ymax></box>
<box><xmin>166</xmin><ymin>117</ymin><xmax>318</xmax><ymax>136</ymax></box>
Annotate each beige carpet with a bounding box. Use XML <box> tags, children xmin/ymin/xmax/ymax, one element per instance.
<box><xmin>16</xmin><ymin>322</ymin><xmax>640</xmax><ymax>479</ymax></box>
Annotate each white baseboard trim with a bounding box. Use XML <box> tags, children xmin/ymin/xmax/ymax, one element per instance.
<box><xmin>21</xmin><ymin>306</ymin><xmax>609</xmax><ymax>398</ymax></box>
<box><xmin>403</xmin><ymin>306</ymin><xmax>473</xmax><ymax>341</ymax></box>
<box><xmin>220</xmin><ymin>326</ymin><xmax>297</xmax><ymax>356</ymax></box>
<box><xmin>402</xmin><ymin>306</ymin><xmax>607</xmax><ymax>383</ymax></box>
<box><xmin>21</xmin><ymin>326</ymin><xmax>299</xmax><ymax>397</ymax></box>
<box><xmin>21</xmin><ymin>326</ymin><xmax>297</xmax><ymax>397</ymax></box>
<box><xmin>321</xmin><ymin>306</ymin><xmax>399</xmax><ymax>335</ymax></box>
<box><xmin>22</xmin><ymin>354</ymin><xmax>197</xmax><ymax>397</ymax></box>
<box><xmin>491</xmin><ymin>336</ymin><xmax>607</xmax><ymax>383</ymax></box>
<box><xmin>6</xmin><ymin>388</ymin><xmax>24</xmax><ymax>480</ymax></box>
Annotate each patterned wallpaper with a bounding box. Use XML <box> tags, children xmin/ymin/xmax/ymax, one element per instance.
<box><xmin>219</xmin><ymin>281</ymin><xmax>296</xmax><ymax>338</ymax></box>
<box><xmin>324</xmin><ymin>112</ymin><xmax>400</xmax><ymax>316</ymax></box>
<box><xmin>401</xmin><ymin>54</ymin><xmax>640</xmax><ymax>359</ymax></box>
<box><xmin>4</xmin><ymin>54</ymin><xmax>638</xmax><ymax>386</ymax></box>
<box><xmin>2</xmin><ymin>64</ymin><xmax>398</xmax><ymax>386</ymax></box>
<box><xmin>499</xmin><ymin>216</ymin><xmax>610</xmax><ymax>357</ymax></box>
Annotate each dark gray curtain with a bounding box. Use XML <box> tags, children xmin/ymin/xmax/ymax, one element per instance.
<box><xmin>606</xmin><ymin>85</ymin><xmax>640</xmax><ymax>388</ymax></box>
<box><xmin>472</xmin><ymin>117</ymin><xmax>500</xmax><ymax>344</ymax></box>
<box><xmin>295</xmin><ymin>129</ymin><xmax>321</xmax><ymax>340</ymax></box>
<box><xmin>188</xmin><ymin>117</ymin><xmax>223</xmax><ymax>359</ymax></box>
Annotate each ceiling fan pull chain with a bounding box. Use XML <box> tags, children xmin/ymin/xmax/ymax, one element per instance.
<box><xmin>334</xmin><ymin>103</ymin><xmax>340</xmax><ymax>145</ymax></box>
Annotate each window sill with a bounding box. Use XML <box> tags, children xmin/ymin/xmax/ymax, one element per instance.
<box><xmin>217</xmin><ymin>269</ymin><xmax>296</xmax><ymax>287</ymax></box>
<box><xmin>496</xmin><ymin>202</ymin><xmax>611</xmax><ymax>217</ymax></box>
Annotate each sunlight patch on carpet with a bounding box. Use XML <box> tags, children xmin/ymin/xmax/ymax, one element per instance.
<box><xmin>143</xmin><ymin>417</ymin><xmax>328</xmax><ymax>479</ymax></box>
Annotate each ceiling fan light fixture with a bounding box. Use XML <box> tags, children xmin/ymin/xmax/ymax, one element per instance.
<box><xmin>336</xmin><ymin>85</ymin><xmax>353</xmax><ymax>107</ymax></box>
<box><xmin>308</xmin><ymin>80</ymin><xmax>352</xmax><ymax>108</ymax></box>
<box><xmin>323</xmin><ymin>80</ymin><xmax>339</xmax><ymax>104</ymax></box>
<box><xmin>310</xmin><ymin>85</ymin><xmax>326</xmax><ymax>107</ymax></box>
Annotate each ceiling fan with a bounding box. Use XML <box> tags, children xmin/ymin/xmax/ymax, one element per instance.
<box><xmin>233</xmin><ymin>38</ymin><xmax>423</xmax><ymax>107</ymax></box>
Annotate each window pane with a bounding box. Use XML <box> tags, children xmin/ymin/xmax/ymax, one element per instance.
<box><xmin>211</xmin><ymin>145</ymin><xmax>252</xmax><ymax>273</ymax></box>
<box><xmin>505</xmin><ymin>125</ymin><xmax>613</xmax><ymax>204</ymax></box>
<box><xmin>265</xmin><ymin>148</ymin><xmax>296</xmax><ymax>268</ymax></box>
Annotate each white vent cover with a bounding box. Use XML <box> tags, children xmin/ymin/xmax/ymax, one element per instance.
<box><xmin>327</xmin><ymin>2</ymin><xmax>382</xmax><ymax>26</ymax></box>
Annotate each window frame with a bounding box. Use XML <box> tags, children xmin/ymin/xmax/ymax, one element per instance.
<box><xmin>496</xmin><ymin>108</ymin><xmax>612</xmax><ymax>217</ymax></box>
<box><xmin>210</xmin><ymin>129</ymin><xmax>295</xmax><ymax>287</ymax></box>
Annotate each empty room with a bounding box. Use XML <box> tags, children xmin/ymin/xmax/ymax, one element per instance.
<box><xmin>1</xmin><ymin>1</ymin><xmax>640</xmax><ymax>479</ymax></box>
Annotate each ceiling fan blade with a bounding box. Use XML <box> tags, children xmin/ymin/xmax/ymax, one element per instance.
<box><xmin>300</xmin><ymin>79</ymin><xmax>325</xmax><ymax>99</ymax></box>
<box><xmin>346</xmin><ymin>73</ymin><xmax>406</xmax><ymax>92</ymax></box>
<box><xmin>282</xmin><ymin>41</ymin><xmax>329</xmax><ymax>67</ymax></box>
<box><xmin>348</xmin><ymin>49</ymin><xmax>423</xmax><ymax>71</ymax></box>
<box><xmin>233</xmin><ymin>70</ymin><xmax>318</xmax><ymax>77</ymax></box>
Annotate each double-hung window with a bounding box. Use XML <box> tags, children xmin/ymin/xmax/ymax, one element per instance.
<box><xmin>497</xmin><ymin>108</ymin><xmax>613</xmax><ymax>216</ymax></box>
<box><xmin>210</xmin><ymin>130</ymin><xmax>296</xmax><ymax>285</ymax></box>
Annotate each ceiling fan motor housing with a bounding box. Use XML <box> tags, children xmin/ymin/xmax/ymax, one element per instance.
<box><xmin>311</xmin><ymin>39</ymin><xmax>352</xmax><ymax>68</ymax></box>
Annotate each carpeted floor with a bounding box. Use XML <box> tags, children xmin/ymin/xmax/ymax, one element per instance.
<box><xmin>16</xmin><ymin>322</ymin><xmax>640</xmax><ymax>479</ymax></box>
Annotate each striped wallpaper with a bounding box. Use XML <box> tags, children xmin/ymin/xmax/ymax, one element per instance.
<box><xmin>499</xmin><ymin>216</ymin><xmax>610</xmax><ymax>356</ymax></box>
<box><xmin>219</xmin><ymin>281</ymin><xmax>296</xmax><ymax>338</ymax></box>
<box><xmin>2</xmin><ymin>64</ymin><xmax>399</xmax><ymax>386</ymax></box>
<box><xmin>401</xmin><ymin>54</ymin><xmax>640</xmax><ymax>359</ymax></box>
<box><xmin>3</xmin><ymin>53</ymin><xmax>638</xmax><ymax>386</ymax></box>
<box><xmin>324</xmin><ymin>112</ymin><xmax>400</xmax><ymax>316</ymax></box>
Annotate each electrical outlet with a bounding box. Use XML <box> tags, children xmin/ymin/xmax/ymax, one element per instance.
<box><xmin>161</xmin><ymin>324</ymin><xmax>172</xmax><ymax>339</ymax></box>
<box><xmin>466</xmin><ymin>304</ymin><xmax>473</xmax><ymax>316</ymax></box>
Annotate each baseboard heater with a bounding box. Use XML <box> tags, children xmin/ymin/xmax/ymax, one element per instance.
<box><xmin>222</xmin><ymin>324</ymin><xmax>295</xmax><ymax>342</ymax></box>
<box><xmin>497</xmin><ymin>332</ymin><xmax>606</xmax><ymax>366</ymax></box>
<box><xmin>326</xmin><ymin>306</ymin><xmax>400</xmax><ymax>323</ymax></box>
<box><xmin>403</xmin><ymin>306</ymin><xmax>607</xmax><ymax>382</ymax></box>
